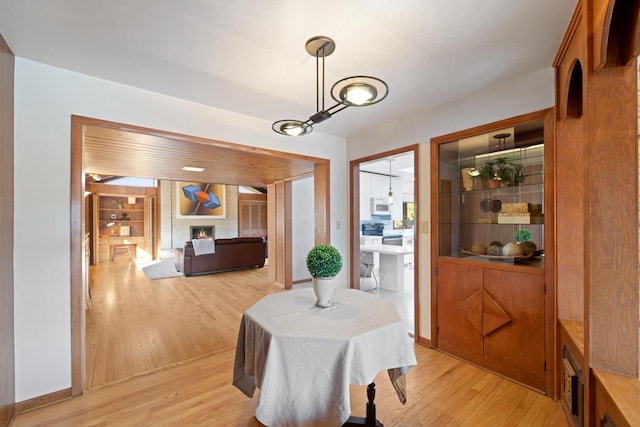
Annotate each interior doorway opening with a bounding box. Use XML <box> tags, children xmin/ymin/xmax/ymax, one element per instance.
<box><xmin>349</xmin><ymin>145</ymin><xmax>419</xmax><ymax>336</ymax></box>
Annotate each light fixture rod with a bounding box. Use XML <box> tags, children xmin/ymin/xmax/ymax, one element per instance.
<box><xmin>321</xmin><ymin>46</ymin><xmax>325</xmax><ymax>111</ymax></box>
<box><xmin>272</xmin><ymin>35</ymin><xmax>388</xmax><ymax>136</ymax></box>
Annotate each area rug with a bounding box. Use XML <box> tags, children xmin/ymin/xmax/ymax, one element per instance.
<box><xmin>140</xmin><ymin>258</ymin><xmax>184</xmax><ymax>280</ymax></box>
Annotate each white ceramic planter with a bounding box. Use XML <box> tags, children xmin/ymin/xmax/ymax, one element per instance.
<box><xmin>313</xmin><ymin>277</ymin><xmax>335</xmax><ymax>308</ymax></box>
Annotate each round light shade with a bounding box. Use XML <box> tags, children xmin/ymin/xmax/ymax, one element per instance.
<box><xmin>272</xmin><ymin>120</ymin><xmax>313</xmax><ymax>136</ymax></box>
<box><xmin>331</xmin><ymin>76</ymin><xmax>388</xmax><ymax>106</ymax></box>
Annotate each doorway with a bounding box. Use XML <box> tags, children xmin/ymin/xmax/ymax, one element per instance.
<box><xmin>70</xmin><ymin>116</ymin><xmax>329</xmax><ymax>395</ymax></box>
<box><xmin>349</xmin><ymin>145</ymin><xmax>419</xmax><ymax>336</ymax></box>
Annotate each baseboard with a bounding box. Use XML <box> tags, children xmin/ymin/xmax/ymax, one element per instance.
<box><xmin>15</xmin><ymin>388</ymin><xmax>71</xmax><ymax>414</ymax></box>
<box><xmin>1</xmin><ymin>403</ymin><xmax>15</xmax><ymax>427</ymax></box>
<box><xmin>416</xmin><ymin>336</ymin><xmax>433</xmax><ymax>348</ymax></box>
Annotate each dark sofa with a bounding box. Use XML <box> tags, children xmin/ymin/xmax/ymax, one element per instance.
<box><xmin>174</xmin><ymin>237</ymin><xmax>266</xmax><ymax>276</ymax></box>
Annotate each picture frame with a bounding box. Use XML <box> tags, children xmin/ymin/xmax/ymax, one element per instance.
<box><xmin>176</xmin><ymin>182</ymin><xmax>226</xmax><ymax>219</ymax></box>
<box><xmin>119</xmin><ymin>225</ymin><xmax>131</xmax><ymax>236</ymax></box>
<box><xmin>110</xmin><ymin>213</ymin><xmax>117</xmax><ymax>219</ymax></box>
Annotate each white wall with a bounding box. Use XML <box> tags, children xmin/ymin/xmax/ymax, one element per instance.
<box><xmin>347</xmin><ymin>68</ymin><xmax>556</xmax><ymax>341</ymax></box>
<box><xmin>13</xmin><ymin>58</ymin><xmax>347</xmax><ymax>401</ymax></box>
<box><xmin>291</xmin><ymin>176</ymin><xmax>315</xmax><ymax>281</ymax></box>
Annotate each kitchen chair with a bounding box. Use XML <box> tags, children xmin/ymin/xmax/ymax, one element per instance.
<box><xmin>359</xmin><ymin>252</ymin><xmax>379</xmax><ymax>291</ymax></box>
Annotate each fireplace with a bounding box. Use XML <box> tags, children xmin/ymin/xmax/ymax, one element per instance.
<box><xmin>190</xmin><ymin>225</ymin><xmax>215</xmax><ymax>240</ymax></box>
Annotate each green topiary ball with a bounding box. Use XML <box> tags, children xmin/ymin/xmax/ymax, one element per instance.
<box><xmin>514</xmin><ymin>229</ymin><xmax>533</xmax><ymax>243</ymax></box>
<box><xmin>306</xmin><ymin>244</ymin><xmax>343</xmax><ymax>278</ymax></box>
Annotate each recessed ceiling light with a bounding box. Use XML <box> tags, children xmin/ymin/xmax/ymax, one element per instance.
<box><xmin>182</xmin><ymin>166</ymin><xmax>205</xmax><ymax>172</ymax></box>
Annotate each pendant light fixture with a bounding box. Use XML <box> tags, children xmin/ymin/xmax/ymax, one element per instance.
<box><xmin>387</xmin><ymin>159</ymin><xmax>394</xmax><ymax>204</ymax></box>
<box><xmin>272</xmin><ymin>36</ymin><xmax>389</xmax><ymax>136</ymax></box>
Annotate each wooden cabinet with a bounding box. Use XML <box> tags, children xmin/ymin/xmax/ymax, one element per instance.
<box><xmin>97</xmin><ymin>195</ymin><xmax>146</xmax><ymax>237</ymax></box>
<box><xmin>239</xmin><ymin>200</ymin><xmax>267</xmax><ymax>237</ymax></box>
<box><xmin>431</xmin><ymin>110</ymin><xmax>554</xmax><ymax>394</ymax></box>
<box><xmin>436</xmin><ymin>260</ymin><xmax>546</xmax><ymax>390</ymax></box>
<box><xmin>91</xmin><ymin>191</ymin><xmax>154</xmax><ymax>263</ymax></box>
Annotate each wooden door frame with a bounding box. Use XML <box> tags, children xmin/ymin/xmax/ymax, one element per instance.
<box><xmin>70</xmin><ymin>116</ymin><xmax>330</xmax><ymax>396</ymax></box>
<box><xmin>429</xmin><ymin>108</ymin><xmax>556</xmax><ymax>396</ymax></box>
<box><xmin>349</xmin><ymin>145</ymin><xmax>420</xmax><ymax>340</ymax></box>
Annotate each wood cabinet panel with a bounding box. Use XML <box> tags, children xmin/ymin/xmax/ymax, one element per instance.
<box><xmin>436</xmin><ymin>262</ymin><xmax>483</xmax><ymax>355</ymax></box>
<box><xmin>483</xmin><ymin>269</ymin><xmax>545</xmax><ymax>378</ymax></box>
<box><xmin>436</xmin><ymin>261</ymin><xmax>547</xmax><ymax>391</ymax></box>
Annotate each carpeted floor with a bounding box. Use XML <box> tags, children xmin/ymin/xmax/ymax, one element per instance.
<box><xmin>140</xmin><ymin>257</ymin><xmax>184</xmax><ymax>280</ymax></box>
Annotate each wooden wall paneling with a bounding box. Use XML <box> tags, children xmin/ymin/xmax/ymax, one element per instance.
<box><xmin>267</xmin><ymin>184</ymin><xmax>276</xmax><ymax>284</ymax></box>
<box><xmin>542</xmin><ymin>108</ymin><xmax>558</xmax><ymax>397</ymax></box>
<box><xmin>411</xmin><ymin>144</ymin><xmax>420</xmax><ymax>341</ymax></box>
<box><xmin>313</xmin><ymin>162</ymin><xmax>330</xmax><ymax>245</ymax></box>
<box><xmin>587</xmin><ymin>62</ymin><xmax>639</xmax><ymax>376</ymax></box>
<box><xmin>271</xmin><ymin>181</ymin><xmax>292</xmax><ymax>289</ymax></box>
<box><xmin>0</xmin><ymin>31</ymin><xmax>15</xmax><ymax>427</ymax></box>
<box><xmin>349</xmin><ymin>161</ymin><xmax>360</xmax><ymax>289</ymax></box>
<box><xmin>274</xmin><ymin>182</ymin><xmax>285</xmax><ymax>287</ymax></box>
<box><xmin>591</xmin><ymin>0</ymin><xmax>640</xmax><ymax>70</ymax></box>
<box><xmin>553</xmin><ymin>2</ymin><xmax>590</xmax><ymax>422</ymax></box>
<box><xmin>284</xmin><ymin>181</ymin><xmax>292</xmax><ymax>289</ymax></box>
<box><xmin>554</xmin><ymin>0</ymin><xmax>587</xmax><ymax>340</ymax></box>
<box><xmin>70</xmin><ymin>119</ymin><xmax>86</xmax><ymax>397</ymax></box>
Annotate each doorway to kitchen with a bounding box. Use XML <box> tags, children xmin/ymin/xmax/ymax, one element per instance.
<box><xmin>349</xmin><ymin>145</ymin><xmax>419</xmax><ymax>336</ymax></box>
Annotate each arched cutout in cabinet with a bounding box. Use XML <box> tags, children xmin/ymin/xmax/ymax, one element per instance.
<box><xmin>602</xmin><ymin>0</ymin><xmax>640</xmax><ymax>67</ymax></box>
<box><xmin>566</xmin><ymin>60</ymin><xmax>583</xmax><ymax>119</ymax></box>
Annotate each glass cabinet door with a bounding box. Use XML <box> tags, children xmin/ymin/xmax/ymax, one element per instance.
<box><xmin>437</xmin><ymin>119</ymin><xmax>544</xmax><ymax>267</ymax></box>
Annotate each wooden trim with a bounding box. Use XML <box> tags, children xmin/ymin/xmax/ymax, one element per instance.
<box><xmin>284</xmin><ymin>181</ymin><xmax>292</xmax><ymax>288</ymax></box>
<box><xmin>592</xmin><ymin>0</ymin><xmax>640</xmax><ymax>70</ymax></box>
<box><xmin>85</xmin><ymin>183</ymin><xmax>158</xmax><ymax>196</ymax></box>
<box><xmin>313</xmin><ymin>163</ymin><xmax>330</xmax><ymax>245</ymax></box>
<box><xmin>430</xmin><ymin>109</ymin><xmax>552</xmax><ymax>145</ymax></box>
<box><xmin>237</xmin><ymin>193</ymin><xmax>267</xmax><ymax>202</ymax></box>
<box><xmin>349</xmin><ymin>160</ymin><xmax>361</xmax><ymax>290</ymax></box>
<box><xmin>73</xmin><ymin>115</ymin><xmax>326</xmax><ymax>165</ymax></box>
<box><xmin>429</xmin><ymin>140</ymin><xmax>439</xmax><ymax>348</ymax></box>
<box><xmin>416</xmin><ymin>337</ymin><xmax>433</xmax><ymax>348</ymax></box>
<box><xmin>0</xmin><ymin>31</ymin><xmax>15</xmax><ymax>427</ymax></box>
<box><xmin>348</xmin><ymin>145</ymin><xmax>420</xmax><ymax>339</ymax></box>
<box><xmin>553</xmin><ymin>1</ymin><xmax>583</xmax><ymax>68</ymax></box>
<box><xmin>71</xmin><ymin>115</ymin><xmax>332</xmax><ymax>397</ymax></box>
<box><xmin>543</xmin><ymin>108</ymin><xmax>558</xmax><ymax>398</ymax></box>
<box><xmin>411</xmin><ymin>144</ymin><xmax>421</xmax><ymax>341</ymax></box>
<box><xmin>15</xmin><ymin>388</ymin><xmax>72</xmax><ymax>415</ymax></box>
<box><xmin>70</xmin><ymin>118</ymin><xmax>85</xmax><ymax>397</ymax></box>
<box><xmin>429</xmin><ymin>109</ymin><xmax>554</xmax><ymax>394</ymax></box>
<box><xmin>267</xmin><ymin>183</ymin><xmax>276</xmax><ymax>284</ymax></box>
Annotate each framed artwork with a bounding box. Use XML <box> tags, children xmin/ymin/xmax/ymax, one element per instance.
<box><xmin>119</xmin><ymin>225</ymin><xmax>131</xmax><ymax>236</ymax></box>
<box><xmin>176</xmin><ymin>182</ymin><xmax>226</xmax><ymax>219</ymax></box>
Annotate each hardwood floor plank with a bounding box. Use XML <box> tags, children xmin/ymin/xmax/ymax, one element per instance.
<box><xmin>84</xmin><ymin>260</ymin><xmax>280</xmax><ymax>390</ymax></box>
<box><xmin>14</xmin><ymin>345</ymin><xmax>565</xmax><ymax>427</ymax></box>
<box><xmin>12</xmin><ymin>260</ymin><xmax>565</xmax><ymax>426</ymax></box>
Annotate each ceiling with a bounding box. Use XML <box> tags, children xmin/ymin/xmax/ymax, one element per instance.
<box><xmin>0</xmin><ymin>1</ymin><xmax>577</xmax><ymax>139</ymax></box>
<box><xmin>82</xmin><ymin>123</ymin><xmax>321</xmax><ymax>187</ymax></box>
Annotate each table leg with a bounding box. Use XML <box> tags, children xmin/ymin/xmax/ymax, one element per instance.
<box><xmin>342</xmin><ymin>383</ymin><xmax>384</xmax><ymax>427</ymax></box>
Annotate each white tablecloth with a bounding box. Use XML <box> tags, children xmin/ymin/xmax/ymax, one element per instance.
<box><xmin>233</xmin><ymin>288</ymin><xmax>417</xmax><ymax>427</ymax></box>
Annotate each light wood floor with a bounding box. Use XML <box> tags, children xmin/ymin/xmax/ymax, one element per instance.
<box><xmin>85</xmin><ymin>259</ymin><xmax>281</xmax><ymax>389</ymax></box>
<box><xmin>12</xmin><ymin>260</ymin><xmax>567</xmax><ymax>426</ymax></box>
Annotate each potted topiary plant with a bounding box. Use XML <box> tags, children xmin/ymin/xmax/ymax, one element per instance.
<box><xmin>306</xmin><ymin>244</ymin><xmax>343</xmax><ymax>307</ymax></box>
